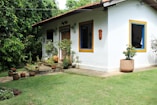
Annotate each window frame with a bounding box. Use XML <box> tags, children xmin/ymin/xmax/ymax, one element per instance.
<box><xmin>79</xmin><ymin>20</ymin><xmax>94</xmax><ymax>52</ymax></box>
<box><xmin>46</xmin><ymin>29</ymin><xmax>54</xmax><ymax>41</ymax></box>
<box><xmin>129</xmin><ymin>20</ymin><xmax>147</xmax><ymax>52</ymax></box>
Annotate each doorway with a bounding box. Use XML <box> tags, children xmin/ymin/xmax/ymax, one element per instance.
<box><xmin>59</xmin><ymin>26</ymin><xmax>70</xmax><ymax>59</ymax></box>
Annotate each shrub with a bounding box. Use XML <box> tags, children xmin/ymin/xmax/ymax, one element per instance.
<box><xmin>123</xmin><ymin>45</ymin><xmax>136</xmax><ymax>60</ymax></box>
<box><xmin>0</xmin><ymin>36</ymin><xmax>25</xmax><ymax>69</ymax></box>
<box><xmin>0</xmin><ymin>87</ymin><xmax>14</xmax><ymax>101</ymax></box>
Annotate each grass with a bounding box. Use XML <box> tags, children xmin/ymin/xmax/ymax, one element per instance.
<box><xmin>0</xmin><ymin>69</ymin><xmax>157</xmax><ymax>105</ymax></box>
<box><xmin>0</xmin><ymin>71</ymin><xmax>8</xmax><ymax>77</ymax></box>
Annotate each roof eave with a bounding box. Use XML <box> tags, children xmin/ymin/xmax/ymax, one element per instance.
<box><xmin>143</xmin><ymin>0</ymin><xmax>157</xmax><ymax>10</ymax></box>
<box><xmin>32</xmin><ymin>2</ymin><xmax>103</xmax><ymax>27</ymax></box>
<box><xmin>32</xmin><ymin>0</ymin><xmax>157</xmax><ymax>27</ymax></box>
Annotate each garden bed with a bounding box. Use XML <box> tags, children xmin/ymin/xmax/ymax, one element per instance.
<box><xmin>0</xmin><ymin>87</ymin><xmax>21</xmax><ymax>101</ymax></box>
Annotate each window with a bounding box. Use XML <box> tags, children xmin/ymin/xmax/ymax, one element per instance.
<box><xmin>129</xmin><ymin>20</ymin><xmax>147</xmax><ymax>52</ymax></box>
<box><xmin>79</xmin><ymin>20</ymin><xmax>94</xmax><ymax>52</ymax></box>
<box><xmin>47</xmin><ymin>30</ymin><xmax>53</xmax><ymax>41</ymax></box>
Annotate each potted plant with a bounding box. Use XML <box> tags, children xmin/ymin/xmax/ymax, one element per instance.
<box><xmin>20</xmin><ymin>72</ymin><xmax>26</xmax><ymax>78</ymax></box>
<box><xmin>45</xmin><ymin>40</ymin><xmax>54</xmax><ymax>57</ymax></box>
<box><xmin>58</xmin><ymin>39</ymin><xmax>72</xmax><ymax>59</ymax></box>
<box><xmin>8</xmin><ymin>67</ymin><xmax>17</xmax><ymax>76</ymax></box>
<box><xmin>71</xmin><ymin>50</ymin><xmax>76</xmax><ymax>68</ymax></box>
<box><xmin>45</xmin><ymin>40</ymin><xmax>59</xmax><ymax>63</ymax></box>
<box><xmin>8</xmin><ymin>70</ymin><xmax>13</xmax><ymax>76</ymax></box>
<box><xmin>52</xmin><ymin>46</ymin><xmax>59</xmax><ymax>63</ymax></box>
<box><xmin>63</xmin><ymin>58</ymin><xmax>69</xmax><ymax>69</ymax></box>
<box><xmin>25</xmin><ymin>64</ymin><xmax>39</xmax><ymax>76</ymax></box>
<box><xmin>10</xmin><ymin>67</ymin><xmax>16</xmax><ymax>72</ymax></box>
<box><xmin>120</xmin><ymin>45</ymin><xmax>136</xmax><ymax>72</ymax></box>
<box><xmin>12</xmin><ymin>72</ymin><xmax>20</xmax><ymax>80</ymax></box>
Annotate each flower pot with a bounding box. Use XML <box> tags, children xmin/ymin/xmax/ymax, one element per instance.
<box><xmin>12</xmin><ymin>73</ymin><xmax>20</xmax><ymax>80</ymax></box>
<box><xmin>53</xmin><ymin>55</ymin><xmax>58</xmax><ymax>63</ymax></box>
<box><xmin>120</xmin><ymin>59</ymin><xmax>134</xmax><ymax>72</ymax></box>
<box><xmin>51</xmin><ymin>65</ymin><xmax>56</xmax><ymax>69</ymax></box>
<box><xmin>13</xmin><ymin>89</ymin><xmax>22</xmax><ymax>96</ymax></box>
<box><xmin>11</xmin><ymin>68</ymin><xmax>16</xmax><ymax>72</ymax></box>
<box><xmin>20</xmin><ymin>73</ymin><xmax>26</xmax><ymax>78</ymax></box>
<box><xmin>63</xmin><ymin>65</ymin><xmax>69</xmax><ymax>69</ymax></box>
<box><xmin>29</xmin><ymin>71</ymin><xmax>36</xmax><ymax>76</ymax></box>
<box><xmin>8</xmin><ymin>71</ymin><xmax>13</xmax><ymax>76</ymax></box>
<box><xmin>71</xmin><ymin>64</ymin><xmax>76</xmax><ymax>68</ymax></box>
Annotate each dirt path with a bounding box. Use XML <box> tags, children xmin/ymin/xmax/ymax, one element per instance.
<box><xmin>1</xmin><ymin>66</ymin><xmax>157</xmax><ymax>83</ymax></box>
<box><xmin>0</xmin><ymin>65</ymin><xmax>62</xmax><ymax>83</ymax></box>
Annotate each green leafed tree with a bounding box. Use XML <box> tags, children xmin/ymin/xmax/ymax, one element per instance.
<box><xmin>0</xmin><ymin>0</ymin><xmax>59</xmax><ymax>70</ymax></box>
<box><xmin>66</xmin><ymin>0</ymin><xmax>100</xmax><ymax>10</ymax></box>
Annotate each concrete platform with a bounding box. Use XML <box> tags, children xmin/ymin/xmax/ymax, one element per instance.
<box><xmin>65</xmin><ymin>66</ymin><xmax>157</xmax><ymax>77</ymax></box>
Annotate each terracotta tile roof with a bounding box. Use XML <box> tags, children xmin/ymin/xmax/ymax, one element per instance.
<box><xmin>32</xmin><ymin>0</ymin><xmax>157</xmax><ymax>27</ymax></box>
<box><xmin>101</xmin><ymin>0</ymin><xmax>110</xmax><ymax>2</ymax></box>
<box><xmin>32</xmin><ymin>1</ymin><xmax>110</xmax><ymax>27</ymax></box>
<box><xmin>143</xmin><ymin>0</ymin><xmax>157</xmax><ymax>10</ymax></box>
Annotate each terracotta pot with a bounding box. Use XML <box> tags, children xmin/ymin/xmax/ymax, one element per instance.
<box><xmin>29</xmin><ymin>71</ymin><xmax>36</xmax><ymax>76</ymax></box>
<box><xmin>72</xmin><ymin>64</ymin><xmax>76</xmax><ymax>68</ymax></box>
<box><xmin>8</xmin><ymin>71</ymin><xmax>13</xmax><ymax>76</ymax></box>
<box><xmin>51</xmin><ymin>65</ymin><xmax>56</xmax><ymax>69</ymax></box>
<box><xmin>11</xmin><ymin>68</ymin><xmax>16</xmax><ymax>72</ymax></box>
<box><xmin>63</xmin><ymin>65</ymin><xmax>69</xmax><ymax>69</ymax></box>
<box><xmin>53</xmin><ymin>55</ymin><xmax>58</xmax><ymax>63</ymax></box>
<box><xmin>12</xmin><ymin>73</ymin><xmax>20</xmax><ymax>80</ymax></box>
<box><xmin>20</xmin><ymin>73</ymin><xmax>26</xmax><ymax>78</ymax></box>
<box><xmin>120</xmin><ymin>59</ymin><xmax>134</xmax><ymax>72</ymax></box>
<box><xmin>13</xmin><ymin>89</ymin><xmax>22</xmax><ymax>96</ymax></box>
<box><xmin>66</xmin><ymin>56</ymin><xmax>72</xmax><ymax>64</ymax></box>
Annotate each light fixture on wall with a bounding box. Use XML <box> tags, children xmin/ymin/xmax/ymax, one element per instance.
<box><xmin>71</xmin><ymin>23</ymin><xmax>76</xmax><ymax>33</ymax></box>
<box><xmin>139</xmin><ymin>0</ymin><xmax>144</xmax><ymax>5</ymax></box>
<box><xmin>136</xmin><ymin>0</ymin><xmax>144</xmax><ymax>7</ymax></box>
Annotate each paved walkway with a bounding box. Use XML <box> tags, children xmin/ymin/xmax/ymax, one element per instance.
<box><xmin>0</xmin><ymin>66</ymin><xmax>157</xmax><ymax>83</ymax></box>
<box><xmin>65</xmin><ymin>66</ymin><xmax>157</xmax><ymax>77</ymax></box>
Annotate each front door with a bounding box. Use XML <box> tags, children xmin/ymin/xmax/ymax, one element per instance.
<box><xmin>61</xmin><ymin>31</ymin><xmax>70</xmax><ymax>40</ymax></box>
<box><xmin>59</xmin><ymin>26</ymin><xmax>70</xmax><ymax>59</ymax></box>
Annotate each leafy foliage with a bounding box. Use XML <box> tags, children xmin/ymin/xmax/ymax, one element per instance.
<box><xmin>66</xmin><ymin>0</ymin><xmax>100</xmax><ymax>10</ymax></box>
<box><xmin>0</xmin><ymin>36</ymin><xmax>25</xmax><ymax>68</ymax></box>
<box><xmin>0</xmin><ymin>0</ymin><xmax>59</xmax><ymax>71</ymax></box>
<box><xmin>151</xmin><ymin>39</ymin><xmax>157</xmax><ymax>53</ymax></box>
<box><xmin>24</xmin><ymin>35</ymin><xmax>42</xmax><ymax>61</ymax></box>
<box><xmin>58</xmin><ymin>39</ymin><xmax>72</xmax><ymax>56</ymax></box>
<box><xmin>123</xmin><ymin>45</ymin><xmax>136</xmax><ymax>60</ymax></box>
<box><xmin>45</xmin><ymin>40</ymin><xmax>54</xmax><ymax>55</ymax></box>
<box><xmin>0</xmin><ymin>87</ymin><xmax>14</xmax><ymax>101</ymax></box>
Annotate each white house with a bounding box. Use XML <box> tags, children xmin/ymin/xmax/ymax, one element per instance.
<box><xmin>33</xmin><ymin>0</ymin><xmax>157</xmax><ymax>72</ymax></box>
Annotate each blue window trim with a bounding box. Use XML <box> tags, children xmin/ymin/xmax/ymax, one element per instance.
<box><xmin>129</xmin><ymin>20</ymin><xmax>147</xmax><ymax>52</ymax></box>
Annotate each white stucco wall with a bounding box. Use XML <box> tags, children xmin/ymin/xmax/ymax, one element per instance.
<box><xmin>41</xmin><ymin>7</ymin><xmax>109</xmax><ymax>71</ymax></box>
<box><xmin>107</xmin><ymin>0</ymin><xmax>157</xmax><ymax>71</ymax></box>
<box><xmin>41</xmin><ymin>0</ymin><xmax>157</xmax><ymax>72</ymax></box>
<box><xmin>71</xmin><ymin>9</ymin><xmax>109</xmax><ymax>71</ymax></box>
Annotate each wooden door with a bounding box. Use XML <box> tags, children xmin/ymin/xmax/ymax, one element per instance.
<box><xmin>61</xmin><ymin>31</ymin><xmax>70</xmax><ymax>59</ymax></box>
<box><xmin>61</xmin><ymin>31</ymin><xmax>70</xmax><ymax>40</ymax></box>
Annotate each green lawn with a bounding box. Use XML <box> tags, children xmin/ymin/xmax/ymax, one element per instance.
<box><xmin>0</xmin><ymin>69</ymin><xmax>157</xmax><ymax>105</ymax></box>
<box><xmin>0</xmin><ymin>71</ymin><xmax>8</xmax><ymax>77</ymax></box>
